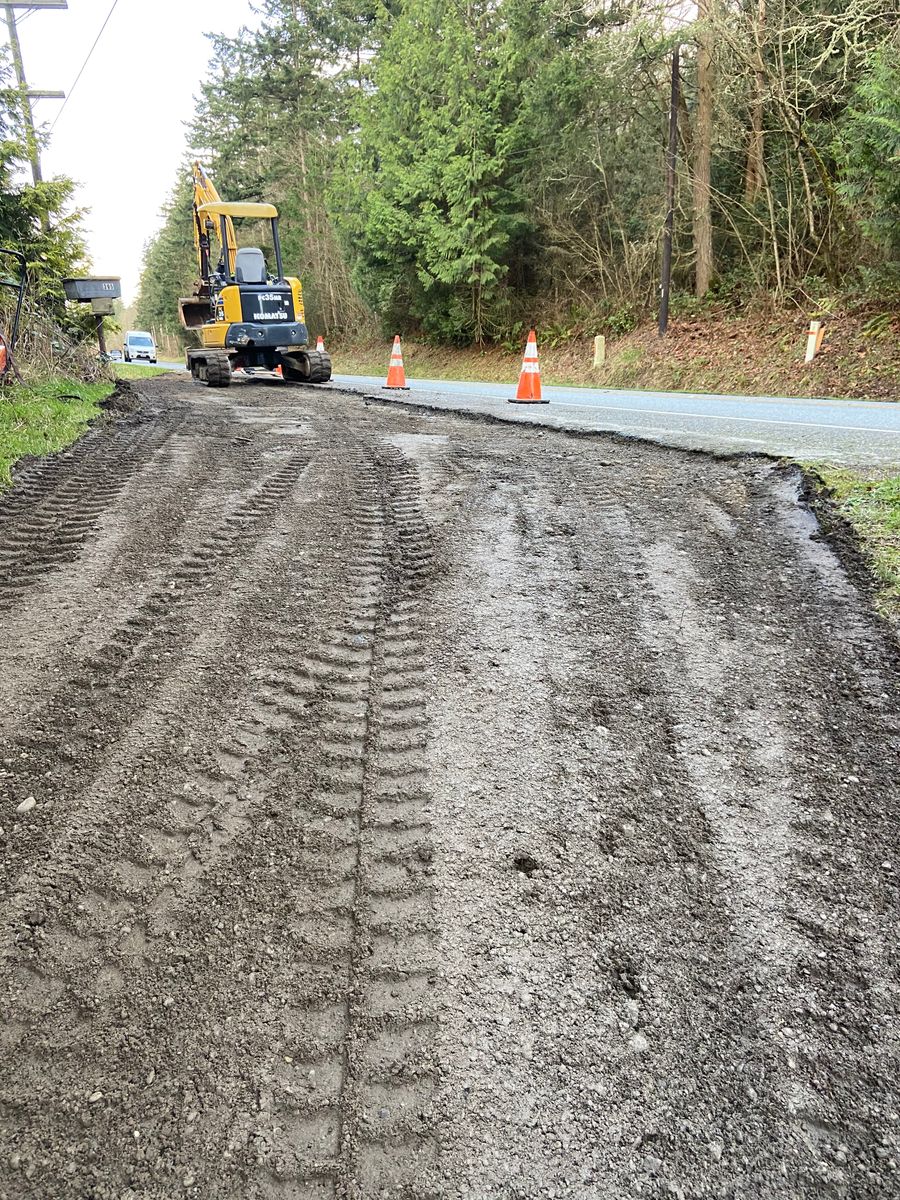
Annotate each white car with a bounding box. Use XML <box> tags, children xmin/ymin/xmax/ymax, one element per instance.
<box><xmin>124</xmin><ymin>331</ymin><xmax>157</xmax><ymax>363</ymax></box>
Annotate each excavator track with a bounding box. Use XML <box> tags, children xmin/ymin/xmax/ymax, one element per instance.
<box><xmin>305</xmin><ymin>349</ymin><xmax>332</xmax><ymax>383</ymax></box>
<box><xmin>282</xmin><ymin>350</ymin><xmax>333</xmax><ymax>385</ymax></box>
<box><xmin>189</xmin><ymin>350</ymin><xmax>232</xmax><ymax>389</ymax></box>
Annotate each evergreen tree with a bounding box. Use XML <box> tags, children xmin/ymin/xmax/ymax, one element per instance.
<box><xmin>835</xmin><ymin>35</ymin><xmax>900</xmax><ymax>258</ymax></box>
<box><xmin>336</xmin><ymin>0</ymin><xmax>531</xmax><ymax>342</ymax></box>
<box><xmin>0</xmin><ymin>52</ymin><xmax>90</xmax><ymax>315</ymax></box>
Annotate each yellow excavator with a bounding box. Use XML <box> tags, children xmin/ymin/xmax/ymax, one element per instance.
<box><xmin>179</xmin><ymin>163</ymin><xmax>331</xmax><ymax>388</ymax></box>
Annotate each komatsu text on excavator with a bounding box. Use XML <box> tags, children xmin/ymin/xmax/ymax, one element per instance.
<box><xmin>179</xmin><ymin>163</ymin><xmax>332</xmax><ymax>388</ymax></box>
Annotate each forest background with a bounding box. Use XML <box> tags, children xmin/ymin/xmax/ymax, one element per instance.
<box><xmin>130</xmin><ymin>0</ymin><xmax>900</xmax><ymax>391</ymax></box>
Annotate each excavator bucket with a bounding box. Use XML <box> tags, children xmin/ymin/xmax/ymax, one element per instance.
<box><xmin>179</xmin><ymin>296</ymin><xmax>210</xmax><ymax>330</ymax></box>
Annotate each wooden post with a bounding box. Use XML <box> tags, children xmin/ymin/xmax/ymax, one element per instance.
<box><xmin>3</xmin><ymin>6</ymin><xmax>42</xmax><ymax>184</ymax></box>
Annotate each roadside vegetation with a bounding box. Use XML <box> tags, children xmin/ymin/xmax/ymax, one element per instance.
<box><xmin>0</xmin><ymin>48</ymin><xmax>118</xmax><ymax>485</ymax></box>
<box><xmin>0</xmin><ymin>378</ymin><xmax>112</xmax><ymax>487</ymax></box>
<box><xmin>331</xmin><ymin>307</ymin><xmax>900</xmax><ymax>401</ymax></box>
<box><xmin>112</xmin><ymin>363</ymin><xmax>168</xmax><ymax>381</ymax></box>
<box><xmin>814</xmin><ymin>468</ymin><xmax>900</xmax><ymax>621</ymax></box>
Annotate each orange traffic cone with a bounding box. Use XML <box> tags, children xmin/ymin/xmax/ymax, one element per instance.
<box><xmin>384</xmin><ymin>335</ymin><xmax>410</xmax><ymax>390</ymax></box>
<box><xmin>316</xmin><ymin>335</ymin><xmax>325</xmax><ymax>352</ymax></box>
<box><xmin>509</xmin><ymin>329</ymin><xmax>546</xmax><ymax>403</ymax></box>
<box><xmin>274</xmin><ymin>364</ymin><xmax>283</xmax><ymax>378</ymax></box>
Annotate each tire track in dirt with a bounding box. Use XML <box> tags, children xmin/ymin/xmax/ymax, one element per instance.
<box><xmin>1</xmin><ymin>411</ymin><xmax>442</xmax><ymax>1199</ymax></box>
<box><xmin>247</xmin><ymin>444</ymin><xmax>439</xmax><ymax>1199</ymax></box>
<box><xmin>0</xmin><ymin>407</ymin><xmax>265</xmax><ymax>719</ymax></box>
<box><xmin>582</xmin><ymin>453</ymin><xmax>899</xmax><ymax>1197</ymax></box>
<box><xmin>0</xmin><ymin>407</ymin><xmax>176</xmax><ymax>611</ymax></box>
<box><xmin>0</xmin><ymin>422</ymin><xmax>339</xmax><ymax>1197</ymax></box>
<box><xmin>564</xmin><ymin>452</ymin><xmax>899</xmax><ymax>1196</ymax></box>
<box><xmin>0</xmin><ymin>450</ymin><xmax>312</xmax><ymax>894</ymax></box>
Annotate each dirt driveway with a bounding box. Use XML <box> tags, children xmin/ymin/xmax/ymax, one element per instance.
<box><xmin>0</xmin><ymin>377</ymin><xmax>897</xmax><ymax>1199</ymax></box>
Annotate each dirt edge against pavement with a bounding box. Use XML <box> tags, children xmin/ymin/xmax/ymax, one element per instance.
<box><xmin>359</xmin><ymin>388</ymin><xmax>899</xmax><ymax>640</ymax></box>
<box><xmin>359</xmin><ymin>390</ymin><xmax>775</xmax><ymax>464</ymax></box>
<box><xmin>800</xmin><ymin>466</ymin><xmax>899</xmax><ymax>631</ymax></box>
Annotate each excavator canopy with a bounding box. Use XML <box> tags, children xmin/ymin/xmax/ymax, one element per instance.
<box><xmin>196</xmin><ymin>202</ymin><xmax>279</xmax><ymax>220</ymax></box>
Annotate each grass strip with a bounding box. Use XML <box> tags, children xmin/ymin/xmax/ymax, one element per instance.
<box><xmin>814</xmin><ymin>466</ymin><xmax>900</xmax><ymax>621</ymax></box>
<box><xmin>0</xmin><ymin>376</ymin><xmax>114</xmax><ymax>488</ymax></box>
<box><xmin>112</xmin><ymin>363</ymin><xmax>169</xmax><ymax>380</ymax></box>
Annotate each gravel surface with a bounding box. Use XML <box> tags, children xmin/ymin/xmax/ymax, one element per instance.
<box><xmin>0</xmin><ymin>376</ymin><xmax>897</xmax><ymax>1199</ymax></box>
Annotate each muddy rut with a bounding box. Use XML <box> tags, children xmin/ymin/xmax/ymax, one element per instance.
<box><xmin>0</xmin><ymin>378</ymin><xmax>897</xmax><ymax>1200</ymax></box>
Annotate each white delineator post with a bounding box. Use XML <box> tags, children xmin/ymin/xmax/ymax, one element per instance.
<box><xmin>805</xmin><ymin>320</ymin><xmax>825</xmax><ymax>363</ymax></box>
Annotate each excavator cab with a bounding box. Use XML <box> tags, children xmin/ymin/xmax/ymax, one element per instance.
<box><xmin>180</xmin><ymin>166</ymin><xmax>332</xmax><ymax>389</ymax></box>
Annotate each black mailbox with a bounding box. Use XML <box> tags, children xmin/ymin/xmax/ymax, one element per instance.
<box><xmin>63</xmin><ymin>277</ymin><xmax>121</xmax><ymax>302</ymax></box>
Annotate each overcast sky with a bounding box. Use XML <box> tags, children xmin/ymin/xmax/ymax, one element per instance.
<box><xmin>7</xmin><ymin>0</ymin><xmax>258</xmax><ymax>301</ymax></box>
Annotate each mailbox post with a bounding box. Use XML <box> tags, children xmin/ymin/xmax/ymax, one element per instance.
<box><xmin>62</xmin><ymin>277</ymin><xmax>121</xmax><ymax>358</ymax></box>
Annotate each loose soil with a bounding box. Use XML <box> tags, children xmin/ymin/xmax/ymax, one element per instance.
<box><xmin>0</xmin><ymin>376</ymin><xmax>897</xmax><ymax>1199</ymax></box>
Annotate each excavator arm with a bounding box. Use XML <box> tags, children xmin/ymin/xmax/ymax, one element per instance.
<box><xmin>191</xmin><ymin>161</ymin><xmax>237</xmax><ymax>282</ymax></box>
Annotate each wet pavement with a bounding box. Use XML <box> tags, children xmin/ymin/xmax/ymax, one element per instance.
<box><xmin>331</xmin><ymin>374</ymin><xmax>900</xmax><ymax>465</ymax></box>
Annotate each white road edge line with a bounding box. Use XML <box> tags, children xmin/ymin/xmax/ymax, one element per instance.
<box><xmin>503</xmin><ymin>397</ymin><xmax>900</xmax><ymax>435</ymax></box>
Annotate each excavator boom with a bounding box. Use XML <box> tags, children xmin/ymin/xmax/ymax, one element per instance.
<box><xmin>191</xmin><ymin>162</ymin><xmax>237</xmax><ymax>280</ymax></box>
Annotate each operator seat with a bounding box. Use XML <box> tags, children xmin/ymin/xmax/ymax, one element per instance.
<box><xmin>235</xmin><ymin>247</ymin><xmax>268</xmax><ymax>285</ymax></box>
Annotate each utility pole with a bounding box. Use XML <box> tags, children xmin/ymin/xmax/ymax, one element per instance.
<box><xmin>1</xmin><ymin>1</ymin><xmax>67</xmax><ymax>186</ymax></box>
<box><xmin>658</xmin><ymin>46</ymin><xmax>680</xmax><ymax>338</ymax></box>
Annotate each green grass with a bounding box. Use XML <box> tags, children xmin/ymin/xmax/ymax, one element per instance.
<box><xmin>0</xmin><ymin>376</ymin><xmax>114</xmax><ymax>488</ymax></box>
<box><xmin>112</xmin><ymin>363</ymin><xmax>169</xmax><ymax>380</ymax></box>
<box><xmin>815</xmin><ymin>467</ymin><xmax>900</xmax><ymax>620</ymax></box>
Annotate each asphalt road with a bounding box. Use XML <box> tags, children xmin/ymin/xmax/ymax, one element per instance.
<box><xmin>331</xmin><ymin>373</ymin><xmax>900</xmax><ymax>465</ymax></box>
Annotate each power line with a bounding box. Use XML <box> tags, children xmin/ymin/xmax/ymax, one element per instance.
<box><xmin>49</xmin><ymin>0</ymin><xmax>119</xmax><ymax>132</ymax></box>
